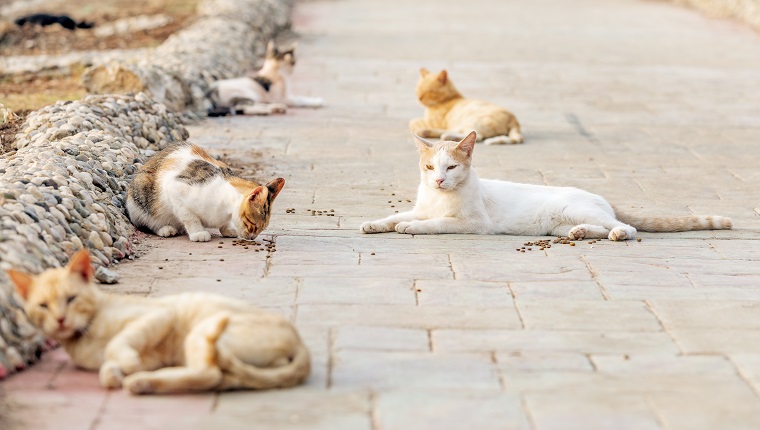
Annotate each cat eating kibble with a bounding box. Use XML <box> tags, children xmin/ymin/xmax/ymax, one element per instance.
<box><xmin>7</xmin><ymin>250</ymin><xmax>310</xmax><ymax>394</ymax></box>
<box><xmin>207</xmin><ymin>41</ymin><xmax>324</xmax><ymax>116</ymax></box>
<box><xmin>409</xmin><ymin>68</ymin><xmax>523</xmax><ymax>145</ymax></box>
<box><xmin>127</xmin><ymin>142</ymin><xmax>284</xmax><ymax>242</ymax></box>
<box><xmin>360</xmin><ymin>132</ymin><xmax>732</xmax><ymax>240</ymax></box>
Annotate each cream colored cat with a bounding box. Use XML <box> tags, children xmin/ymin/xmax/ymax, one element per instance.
<box><xmin>127</xmin><ymin>142</ymin><xmax>284</xmax><ymax>242</ymax></box>
<box><xmin>360</xmin><ymin>132</ymin><xmax>732</xmax><ymax>240</ymax></box>
<box><xmin>409</xmin><ymin>68</ymin><xmax>523</xmax><ymax>145</ymax></box>
<box><xmin>7</xmin><ymin>250</ymin><xmax>310</xmax><ymax>395</ymax></box>
<box><xmin>207</xmin><ymin>41</ymin><xmax>324</xmax><ymax>115</ymax></box>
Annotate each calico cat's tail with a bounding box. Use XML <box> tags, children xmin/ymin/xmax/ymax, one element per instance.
<box><xmin>222</xmin><ymin>343</ymin><xmax>311</xmax><ymax>389</ymax></box>
<box><xmin>614</xmin><ymin>210</ymin><xmax>733</xmax><ymax>232</ymax></box>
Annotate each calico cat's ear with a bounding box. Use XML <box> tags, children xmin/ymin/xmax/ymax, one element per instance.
<box><xmin>68</xmin><ymin>249</ymin><xmax>94</xmax><ymax>283</ymax></box>
<box><xmin>437</xmin><ymin>70</ymin><xmax>448</xmax><ymax>84</ymax></box>
<box><xmin>456</xmin><ymin>131</ymin><xmax>477</xmax><ymax>157</ymax></box>
<box><xmin>265</xmin><ymin>178</ymin><xmax>285</xmax><ymax>202</ymax></box>
<box><xmin>7</xmin><ymin>269</ymin><xmax>33</xmax><ymax>300</ymax></box>
<box><xmin>266</xmin><ymin>40</ymin><xmax>277</xmax><ymax>58</ymax></box>
<box><xmin>420</xmin><ymin>68</ymin><xmax>430</xmax><ymax>77</ymax></box>
<box><xmin>412</xmin><ymin>133</ymin><xmax>435</xmax><ymax>152</ymax></box>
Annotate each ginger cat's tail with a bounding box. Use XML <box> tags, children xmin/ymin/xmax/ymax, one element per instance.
<box><xmin>222</xmin><ymin>343</ymin><xmax>310</xmax><ymax>390</ymax></box>
<box><xmin>615</xmin><ymin>210</ymin><xmax>733</xmax><ymax>232</ymax></box>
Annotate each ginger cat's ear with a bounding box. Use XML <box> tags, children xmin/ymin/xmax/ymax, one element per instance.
<box><xmin>420</xmin><ymin>68</ymin><xmax>430</xmax><ymax>77</ymax></box>
<box><xmin>7</xmin><ymin>269</ymin><xmax>33</xmax><ymax>300</ymax></box>
<box><xmin>68</xmin><ymin>249</ymin><xmax>94</xmax><ymax>283</ymax></box>
<box><xmin>456</xmin><ymin>131</ymin><xmax>477</xmax><ymax>157</ymax></box>
<box><xmin>412</xmin><ymin>133</ymin><xmax>435</xmax><ymax>153</ymax></box>
<box><xmin>437</xmin><ymin>70</ymin><xmax>448</xmax><ymax>84</ymax></box>
<box><xmin>266</xmin><ymin>40</ymin><xmax>276</xmax><ymax>57</ymax></box>
<box><xmin>265</xmin><ymin>178</ymin><xmax>285</xmax><ymax>202</ymax></box>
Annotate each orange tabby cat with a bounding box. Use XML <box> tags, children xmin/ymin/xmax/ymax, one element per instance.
<box><xmin>8</xmin><ymin>250</ymin><xmax>310</xmax><ymax>394</ymax></box>
<box><xmin>409</xmin><ymin>68</ymin><xmax>523</xmax><ymax>145</ymax></box>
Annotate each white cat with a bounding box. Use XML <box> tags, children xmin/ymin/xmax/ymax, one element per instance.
<box><xmin>360</xmin><ymin>132</ymin><xmax>732</xmax><ymax>240</ymax></box>
<box><xmin>207</xmin><ymin>41</ymin><xmax>323</xmax><ymax>115</ymax></box>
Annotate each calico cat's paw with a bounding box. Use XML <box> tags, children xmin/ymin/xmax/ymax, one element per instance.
<box><xmin>360</xmin><ymin>221</ymin><xmax>390</xmax><ymax>234</ymax></box>
<box><xmin>99</xmin><ymin>361</ymin><xmax>125</xmax><ymax>389</ymax></box>
<box><xmin>157</xmin><ymin>226</ymin><xmax>178</xmax><ymax>237</ymax></box>
<box><xmin>220</xmin><ymin>225</ymin><xmax>238</xmax><ymax>238</ymax></box>
<box><xmin>189</xmin><ymin>231</ymin><xmax>212</xmax><ymax>242</ymax></box>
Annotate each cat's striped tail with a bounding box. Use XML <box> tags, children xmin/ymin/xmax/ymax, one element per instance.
<box><xmin>614</xmin><ymin>210</ymin><xmax>733</xmax><ymax>232</ymax></box>
<box><xmin>223</xmin><ymin>343</ymin><xmax>311</xmax><ymax>390</ymax></box>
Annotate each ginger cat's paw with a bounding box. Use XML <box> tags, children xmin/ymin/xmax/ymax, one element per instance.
<box><xmin>157</xmin><ymin>226</ymin><xmax>178</xmax><ymax>237</ymax></box>
<box><xmin>189</xmin><ymin>231</ymin><xmax>212</xmax><ymax>242</ymax></box>
<box><xmin>99</xmin><ymin>361</ymin><xmax>125</xmax><ymax>389</ymax></box>
<box><xmin>360</xmin><ymin>221</ymin><xmax>390</xmax><ymax>234</ymax></box>
<box><xmin>123</xmin><ymin>373</ymin><xmax>155</xmax><ymax>395</ymax></box>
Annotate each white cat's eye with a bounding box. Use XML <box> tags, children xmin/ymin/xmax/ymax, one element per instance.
<box><xmin>425</xmin><ymin>164</ymin><xmax>434</xmax><ymax>170</ymax></box>
<box><xmin>66</xmin><ymin>295</ymin><xmax>77</xmax><ymax>304</ymax></box>
<box><xmin>447</xmin><ymin>165</ymin><xmax>458</xmax><ymax>170</ymax></box>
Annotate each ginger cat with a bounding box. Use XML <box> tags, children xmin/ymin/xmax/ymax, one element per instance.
<box><xmin>409</xmin><ymin>68</ymin><xmax>523</xmax><ymax>145</ymax></box>
<box><xmin>7</xmin><ymin>250</ymin><xmax>310</xmax><ymax>395</ymax></box>
<box><xmin>127</xmin><ymin>142</ymin><xmax>284</xmax><ymax>242</ymax></box>
<box><xmin>207</xmin><ymin>41</ymin><xmax>324</xmax><ymax>116</ymax></box>
<box><xmin>360</xmin><ymin>132</ymin><xmax>732</xmax><ymax>240</ymax></box>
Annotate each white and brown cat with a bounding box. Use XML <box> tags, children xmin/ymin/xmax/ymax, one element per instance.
<box><xmin>207</xmin><ymin>41</ymin><xmax>324</xmax><ymax>116</ymax></box>
<box><xmin>7</xmin><ymin>250</ymin><xmax>310</xmax><ymax>394</ymax></box>
<box><xmin>127</xmin><ymin>142</ymin><xmax>284</xmax><ymax>242</ymax></box>
<box><xmin>409</xmin><ymin>68</ymin><xmax>523</xmax><ymax>145</ymax></box>
<box><xmin>360</xmin><ymin>132</ymin><xmax>732</xmax><ymax>240</ymax></box>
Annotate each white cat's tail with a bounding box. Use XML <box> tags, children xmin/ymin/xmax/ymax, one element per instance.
<box><xmin>221</xmin><ymin>343</ymin><xmax>311</xmax><ymax>390</ymax></box>
<box><xmin>614</xmin><ymin>210</ymin><xmax>733</xmax><ymax>232</ymax></box>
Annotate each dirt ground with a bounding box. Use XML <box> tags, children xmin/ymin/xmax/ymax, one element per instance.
<box><xmin>0</xmin><ymin>0</ymin><xmax>198</xmax><ymax>114</ymax></box>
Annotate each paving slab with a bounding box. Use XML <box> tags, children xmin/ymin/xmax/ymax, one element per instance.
<box><xmin>4</xmin><ymin>0</ymin><xmax>760</xmax><ymax>428</ymax></box>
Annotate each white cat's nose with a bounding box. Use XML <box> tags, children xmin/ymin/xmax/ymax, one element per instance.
<box><xmin>436</xmin><ymin>179</ymin><xmax>444</xmax><ymax>186</ymax></box>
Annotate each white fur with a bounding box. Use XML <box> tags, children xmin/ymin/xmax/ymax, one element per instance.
<box><xmin>360</xmin><ymin>133</ymin><xmax>637</xmax><ymax>241</ymax></box>
<box><xmin>126</xmin><ymin>147</ymin><xmax>249</xmax><ymax>242</ymax></box>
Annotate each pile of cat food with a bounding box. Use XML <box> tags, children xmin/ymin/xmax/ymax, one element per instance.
<box><xmin>516</xmin><ymin>236</ymin><xmax>641</xmax><ymax>252</ymax></box>
<box><xmin>0</xmin><ymin>93</ymin><xmax>187</xmax><ymax>377</ymax></box>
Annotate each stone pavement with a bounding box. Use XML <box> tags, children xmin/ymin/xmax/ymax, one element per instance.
<box><xmin>4</xmin><ymin>0</ymin><xmax>760</xmax><ymax>428</ymax></box>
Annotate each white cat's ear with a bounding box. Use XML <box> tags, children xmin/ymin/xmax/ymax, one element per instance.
<box><xmin>437</xmin><ymin>70</ymin><xmax>448</xmax><ymax>84</ymax></box>
<box><xmin>412</xmin><ymin>133</ymin><xmax>435</xmax><ymax>152</ymax></box>
<box><xmin>7</xmin><ymin>269</ymin><xmax>33</xmax><ymax>300</ymax></box>
<box><xmin>265</xmin><ymin>178</ymin><xmax>285</xmax><ymax>202</ymax></box>
<box><xmin>456</xmin><ymin>131</ymin><xmax>477</xmax><ymax>157</ymax></box>
<box><xmin>420</xmin><ymin>68</ymin><xmax>430</xmax><ymax>77</ymax></box>
<box><xmin>68</xmin><ymin>249</ymin><xmax>94</xmax><ymax>283</ymax></box>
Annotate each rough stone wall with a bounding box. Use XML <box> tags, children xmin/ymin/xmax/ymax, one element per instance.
<box><xmin>83</xmin><ymin>0</ymin><xmax>295</xmax><ymax>112</ymax></box>
<box><xmin>0</xmin><ymin>0</ymin><xmax>293</xmax><ymax>380</ymax></box>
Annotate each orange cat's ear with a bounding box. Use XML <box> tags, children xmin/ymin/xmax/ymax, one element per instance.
<box><xmin>266</xmin><ymin>40</ymin><xmax>276</xmax><ymax>57</ymax></box>
<box><xmin>7</xmin><ymin>269</ymin><xmax>33</xmax><ymax>300</ymax></box>
<box><xmin>68</xmin><ymin>249</ymin><xmax>94</xmax><ymax>283</ymax></box>
<box><xmin>437</xmin><ymin>70</ymin><xmax>448</xmax><ymax>84</ymax></box>
<box><xmin>412</xmin><ymin>133</ymin><xmax>434</xmax><ymax>153</ymax></box>
<box><xmin>419</xmin><ymin>68</ymin><xmax>429</xmax><ymax>77</ymax></box>
<box><xmin>456</xmin><ymin>131</ymin><xmax>477</xmax><ymax>157</ymax></box>
<box><xmin>265</xmin><ymin>178</ymin><xmax>285</xmax><ymax>202</ymax></box>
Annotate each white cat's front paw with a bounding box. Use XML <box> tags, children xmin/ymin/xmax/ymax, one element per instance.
<box><xmin>157</xmin><ymin>226</ymin><xmax>178</xmax><ymax>237</ymax></box>
<box><xmin>99</xmin><ymin>361</ymin><xmax>124</xmax><ymax>389</ymax></box>
<box><xmin>189</xmin><ymin>231</ymin><xmax>212</xmax><ymax>242</ymax></box>
<box><xmin>609</xmin><ymin>226</ymin><xmax>636</xmax><ymax>241</ymax></box>
<box><xmin>307</xmin><ymin>97</ymin><xmax>324</xmax><ymax>108</ymax></box>
<box><xmin>396</xmin><ymin>221</ymin><xmax>429</xmax><ymax>234</ymax></box>
<box><xmin>360</xmin><ymin>221</ymin><xmax>390</xmax><ymax>234</ymax></box>
<box><xmin>123</xmin><ymin>372</ymin><xmax>155</xmax><ymax>395</ymax></box>
<box><xmin>568</xmin><ymin>226</ymin><xmax>587</xmax><ymax>240</ymax></box>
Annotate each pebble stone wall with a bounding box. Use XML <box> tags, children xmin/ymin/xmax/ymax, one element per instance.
<box><xmin>0</xmin><ymin>0</ymin><xmax>293</xmax><ymax>378</ymax></box>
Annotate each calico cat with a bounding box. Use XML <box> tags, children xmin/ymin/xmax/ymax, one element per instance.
<box><xmin>360</xmin><ymin>132</ymin><xmax>732</xmax><ymax>240</ymax></box>
<box><xmin>207</xmin><ymin>41</ymin><xmax>324</xmax><ymax>116</ymax></box>
<box><xmin>127</xmin><ymin>142</ymin><xmax>284</xmax><ymax>242</ymax></box>
<box><xmin>409</xmin><ymin>68</ymin><xmax>523</xmax><ymax>145</ymax></box>
<box><xmin>14</xmin><ymin>14</ymin><xmax>94</xmax><ymax>30</ymax></box>
<box><xmin>7</xmin><ymin>250</ymin><xmax>310</xmax><ymax>394</ymax></box>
